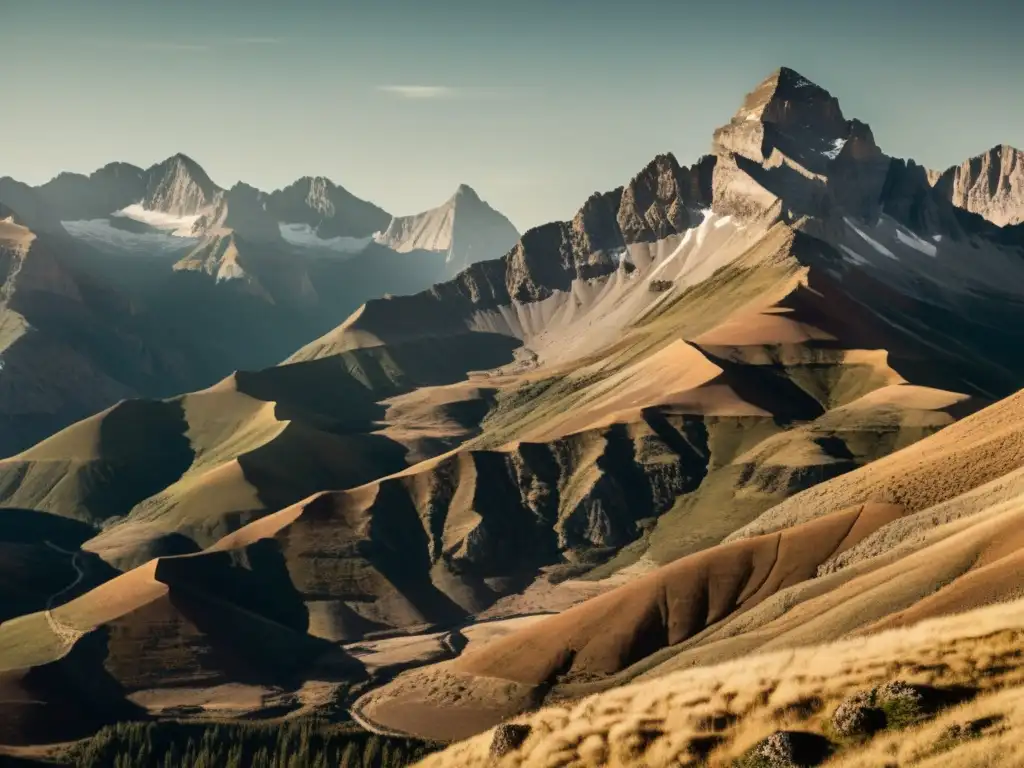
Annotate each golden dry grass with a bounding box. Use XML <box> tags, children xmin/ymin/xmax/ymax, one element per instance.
<box><xmin>416</xmin><ymin>596</ymin><xmax>1024</xmax><ymax>767</ymax></box>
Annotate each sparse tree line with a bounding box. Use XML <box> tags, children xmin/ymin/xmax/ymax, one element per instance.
<box><xmin>67</xmin><ymin>720</ymin><xmax>441</xmax><ymax>768</ymax></box>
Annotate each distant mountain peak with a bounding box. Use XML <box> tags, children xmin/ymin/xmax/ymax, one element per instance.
<box><xmin>161</xmin><ymin>152</ymin><xmax>203</xmax><ymax>169</ymax></box>
<box><xmin>93</xmin><ymin>161</ymin><xmax>145</xmax><ymax>180</ymax></box>
<box><xmin>452</xmin><ymin>183</ymin><xmax>481</xmax><ymax>201</ymax></box>
<box><xmin>143</xmin><ymin>153</ymin><xmax>220</xmax><ymax>216</ymax></box>
<box><xmin>265</xmin><ymin>175</ymin><xmax>391</xmax><ymax>239</ymax></box>
<box><xmin>376</xmin><ymin>186</ymin><xmax>519</xmax><ymax>275</ymax></box>
<box><xmin>296</xmin><ymin>174</ymin><xmax>333</xmax><ymax>188</ymax></box>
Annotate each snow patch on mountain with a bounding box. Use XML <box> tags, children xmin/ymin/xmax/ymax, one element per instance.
<box><xmin>895</xmin><ymin>226</ymin><xmax>939</xmax><ymax>257</ymax></box>
<box><xmin>278</xmin><ymin>223</ymin><xmax>373</xmax><ymax>255</ymax></box>
<box><xmin>839</xmin><ymin>245</ymin><xmax>869</xmax><ymax>266</ymax></box>
<box><xmin>695</xmin><ymin>208</ymin><xmax>721</xmax><ymax>249</ymax></box>
<box><xmin>113</xmin><ymin>205</ymin><xmax>202</xmax><ymax>237</ymax></box>
<box><xmin>844</xmin><ymin>217</ymin><xmax>897</xmax><ymax>259</ymax></box>
<box><xmin>61</xmin><ymin>219</ymin><xmax>199</xmax><ymax>254</ymax></box>
<box><xmin>823</xmin><ymin>138</ymin><xmax>847</xmax><ymax>159</ymax></box>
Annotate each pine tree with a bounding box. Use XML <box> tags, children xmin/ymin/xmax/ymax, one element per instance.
<box><xmin>226</xmin><ymin>742</ymin><xmax>243</xmax><ymax>768</ymax></box>
<box><xmin>339</xmin><ymin>741</ymin><xmax>361</xmax><ymax>768</ymax></box>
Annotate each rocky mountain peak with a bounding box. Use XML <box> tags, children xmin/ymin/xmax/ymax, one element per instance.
<box><xmin>930</xmin><ymin>144</ymin><xmax>1024</xmax><ymax>226</ymax></box>
<box><xmin>710</xmin><ymin>68</ymin><xmax>892</xmax><ymax>224</ymax></box>
<box><xmin>376</xmin><ymin>185</ymin><xmax>519</xmax><ymax>277</ymax></box>
<box><xmin>452</xmin><ymin>184</ymin><xmax>482</xmax><ymax>203</ymax></box>
<box><xmin>714</xmin><ymin>68</ymin><xmax>853</xmax><ymax>166</ymax></box>
<box><xmin>295</xmin><ymin>176</ymin><xmax>337</xmax><ymax>217</ymax></box>
<box><xmin>499</xmin><ymin>153</ymin><xmax>715</xmax><ymax>304</ymax></box>
<box><xmin>143</xmin><ymin>153</ymin><xmax>220</xmax><ymax>215</ymax></box>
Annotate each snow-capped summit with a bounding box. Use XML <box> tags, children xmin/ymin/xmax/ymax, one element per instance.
<box><xmin>375</xmin><ymin>184</ymin><xmax>520</xmax><ymax>275</ymax></box>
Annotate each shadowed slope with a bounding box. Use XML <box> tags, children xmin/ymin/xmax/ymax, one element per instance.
<box><xmin>0</xmin><ymin>546</ymin><xmax>365</xmax><ymax>746</ymax></box>
<box><xmin>453</xmin><ymin>503</ymin><xmax>903</xmax><ymax>686</ymax></box>
<box><xmin>0</xmin><ymin>510</ymin><xmax>119</xmax><ymax>622</ymax></box>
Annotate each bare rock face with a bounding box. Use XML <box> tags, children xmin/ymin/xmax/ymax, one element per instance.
<box><xmin>504</xmin><ymin>154</ymin><xmax>714</xmax><ymax>303</ymax></box>
<box><xmin>714</xmin><ymin>67</ymin><xmax>848</xmax><ymax>166</ymax></box>
<box><xmin>617</xmin><ymin>154</ymin><xmax>714</xmax><ymax>243</ymax></box>
<box><xmin>506</xmin><ymin>222</ymin><xmax>580</xmax><ymax>303</ymax></box>
<box><xmin>711</xmin><ymin>67</ymin><xmax>890</xmax><ymax>224</ymax></box>
<box><xmin>143</xmin><ymin>153</ymin><xmax>219</xmax><ymax>216</ymax></box>
<box><xmin>930</xmin><ymin>144</ymin><xmax>1024</xmax><ymax>226</ymax></box>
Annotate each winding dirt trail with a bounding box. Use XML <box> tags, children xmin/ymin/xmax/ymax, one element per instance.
<box><xmin>42</xmin><ymin>541</ymin><xmax>87</xmax><ymax>647</ymax></box>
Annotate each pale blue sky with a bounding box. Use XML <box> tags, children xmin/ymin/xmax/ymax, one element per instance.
<box><xmin>2</xmin><ymin>0</ymin><xmax>1021</xmax><ymax>229</ymax></box>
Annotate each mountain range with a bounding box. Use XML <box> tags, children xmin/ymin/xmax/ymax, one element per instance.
<box><xmin>0</xmin><ymin>158</ymin><xmax>518</xmax><ymax>456</ymax></box>
<box><xmin>2</xmin><ymin>67</ymin><xmax>1024</xmax><ymax>765</ymax></box>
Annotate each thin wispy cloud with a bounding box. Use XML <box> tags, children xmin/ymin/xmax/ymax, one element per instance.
<box><xmin>93</xmin><ymin>40</ymin><xmax>210</xmax><ymax>52</ymax></box>
<box><xmin>81</xmin><ymin>37</ymin><xmax>285</xmax><ymax>52</ymax></box>
<box><xmin>378</xmin><ymin>85</ymin><xmax>458</xmax><ymax>100</ymax></box>
<box><xmin>376</xmin><ymin>85</ymin><xmax>520</xmax><ymax>101</ymax></box>
<box><xmin>222</xmin><ymin>37</ymin><xmax>284</xmax><ymax>46</ymax></box>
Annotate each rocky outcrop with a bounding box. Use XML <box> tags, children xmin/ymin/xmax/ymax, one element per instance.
<box><xmin>930</xmin><ymin>144</ymin><xmax>1024</xmax><ymax>226</ymax></box>
<box><xmin>473</xmin><ymin>153</ymin><xmax>717</xmax><ymax>305</ymax></box>
<box><xmin>617</xmin><ymin>154</ymin><xmax>714</xmax><ymax>242</ymax></box>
